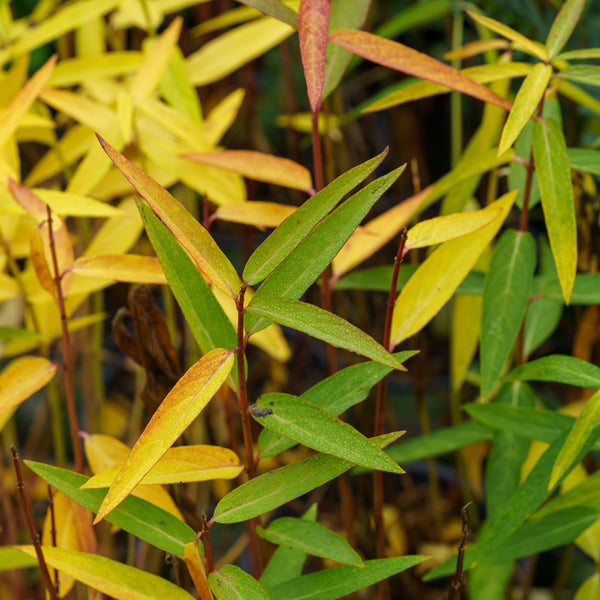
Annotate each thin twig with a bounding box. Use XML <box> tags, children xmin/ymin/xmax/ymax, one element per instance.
<box><xmin>447</xmin><ymin>502</ymin><xmax>473</xmax><ymax>600</ymax></box>
<box><xmin>47</xmin><ymin>485</ymin><xmax>59</xmax><ymax>594</ymax></box>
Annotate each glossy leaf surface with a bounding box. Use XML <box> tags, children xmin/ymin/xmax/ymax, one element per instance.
<box><xmin>209</xmin><ymin>565</ymin><xmax>271</xmax><ymax>600</ymax></box>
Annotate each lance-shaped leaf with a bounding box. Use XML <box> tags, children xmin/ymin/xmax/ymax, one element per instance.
<box><xmin>26</xmin><ymin>461</ymin><xmax>195</xmax><ymax>557</ymax></box>
<box><xmin>480</xmin><ymin>230</ymin><xmax>536</xmax><ymax>399</ymax></box>
<box><xmin>16</xmin><ymin>546</ymin><xmax>195</xmax><ymax>600</ymax></box>
<box><xmin>467</xmin><ymin>11</ymin><xmax>547</xmax><ymax>61</ymax></box>
<box><xmin>247</xmin><ymin>165</ymin><xmax>405</xmax><ymax>333</ymax></box>
<box><xmin>0</xmin><ymin>357</ymin><xmax>56</xmax><ymax>425</ymax></box>
<box><xmin>215</xmin><ymin>202</ymin><xmax>296</xmax><ymax>230</ymax></box>
<box><xmin>328</xmin><ymin>29</ymin><xmax>512</xmax><ymax>111</ymax></box>
<box><xmin>247</xmin><ymin>296</ymin><xmax>405</xmax><ymax>370</ymax></box>
<box><xmin>82</xmin><ymin>445</ymin><xmax>243</xmax><ymax>487</ymax></box>
<box><xmin>213</xmin><ymin>433</ymin><xmax>400</xmax><ymax>523</ymax></box>
<box><xmin>390</xmin><ymin>191</ymin><xmax>515</xmax><ymax>347</ymax></box>
<box><xmin>235</xmin><ymin>0</ymin><xmax>298</xmax><ymax>28</ymax></box>
<box><xmin>498</xmin><ymin>63</ymin><xmax>552</xmax><ymax>156</ymax></box>
<box><xmin>505</xmin><ymin>355</ymin><xmax>600</xmax><ymax>387</ymax></box>
<box><xmin>97</xmin><ymin>135</ymin><xmax>241</xmax><ymax>299</ymax></box>
<box><xmin>243</xmin><ymin>148</ymin><xmax>388</xmax><ymax>285</ymax></box>
<box><xmin>257</xmin><ymin>517</ymin><xmax>363</xmax><ymax>566</ymax></box>
<box><xmin>185</xmin><ymin>542</ymin><xmax>212</xmax><ymax>600</ymax></box>
<box><xmin>533</xmin><ymin>117</ymin><xmax>577</xmax><ymax>304</ymax></box>
<box><xmin>268</xmin><ymin>556</ymin><xmax>426</xmax><ymax>600</ymax></box>
<box><xmin>0</xmin><ymin>547</ymin><xmax>38</xmax><ymax>571</ymax></box>
<box><xmin>546</xmin><ymin>0</ymin><xmax>585</xmax><ymax>60</ymax></box>
<box><xmin>71</xmin><ymin>255</ymin><xmax>167</xmax><ymax>284</ymax></box>
<box><xmin>252</xmin><ymin>394</ymin><xmax>403</xmax><ymax>473</ymax></box>
<box><xmin>183</xmin><ymin>150</ymin><xmax>314</xmax><ymax>193</ymax></box>
<box><xmin>138</xmin><ymin>201</ymin><xmax>239</xmax><ymax>390</ymax></box>
<box><xmin>94</xmin><ymin>349</ymin><xmax>234</xmax><ymax>523</ymax></box>
<box><xmin>299</xmin><ymin>0</ymin><xmax>330</xmax><ymax>112</ymax></box>
<box><xmin>209</xmin><ymin>565</ymin><xmax>271</xmax><ymax>600</ymax></box>
<box><xmin>549</xmin><ymin>389</ymin><xmax>600</xmax><ymax>490</ymax></box>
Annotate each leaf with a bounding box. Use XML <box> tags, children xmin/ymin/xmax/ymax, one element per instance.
<box><xmin>498</xmin><ymin>63</ymin><xmax>552</xmax><ymax>156</ymax></box>
<box><xmin>390</xmin><ymin>191</ymin><xmax>515</xmax><ymax>347</ymax></box>
<box><xmin>72</xmin><ymin>255</ymin><xmax>167</xmax><ymax>284</ymax></box>
<box><xmin>215</xmin><ymin>202</ymin><xmax>296</xmax><ymax>230</ymax></box>
<box><xmin>558</xmin><ymin>48</ymin><xmax>600</xmax><ymax>61</ymax></box>
<box><xmin>16</xmin><ymin>546</ymin><xmax>195</xmax><ymax>600</ymax></box>
<box><xmin>524</xmin><ymin>297</ymin><xmax>563</xmax><ymax>357</ymax></box>
<box><xmin>32</xmin><ymin>189</ymin><xmax>124</xmax><ymax>218</ymax></box>
<box><xmin>82</xmin><ymin>445</ymin><xmax>243</xmax><ymax>487</ymax></box>
<box><xmin>252</xmin><ymin>394</ymin><xmax>403</xmax><ymax>473</ymax></box>
<box><xmin>405</xmin><ymin>206</ymin><xmax>501</xmax><ymax>250</ymax></box>
<box><xmin>185</xmin><ymin>542</ymin><xmax>212</xmax><ymax>600</ymax></box>
<box><xmin>247</xmin><ymin>165</ymin><xmax>405</xmax><ymax>332</ymax></box>
<box><xmin>268</xmin><ymin>556</ymin><xmax>427</xmax><ymax>600</ymax></box>
<box><xmin>234</xmin><ymin>0</ymin><xmax>298</xmax><ymax>29</ymax></box>
<box><xmin>138</xmin><ymin>201</ymin><xmax>239</xmax><ymax>389</ymax></box>
<box><xmin>0</xmin><ymin>357</ymin><xmax>56</xmax><ymax>424</ymax></box>
<box><xmin>94</xmin><ymin>349</ymin><xmax>234</xmax><ymax>523</ymax></box>
<box><xmin>480</xmin><ymin>230</ymin><xmax>536</xmax><ymax>398</ymax></box>
<box><xmin>532</xmin><ymin>117</ymin><xmax>577</xmax><ymax>303</ymax></box>
<box><xmin>568</xmin><ymin>148</ymin><xmax>600</xmax><ymax>176</ymax></box>
<box><xmin>183</xmin><ymin>151</ymin><xmax>313</xmax><ymax>193</ymax></box>
<box><xmin>575</xmin><ymin>574</ymin><xmax>600</xmax><ymax>600</ymax></box>
<box><xmin>246</xmin><ymin>297</ymin><xmax>405</xmax><ymax>370</ymax></box>
<box><xmin>213</xmin><ymin>434</ymin><xmax>399</xmax><ymax>523</ymax></box>
<box><xmin>467</xmin><ymin>11</ymin><xmax>547</xmax><ymax>61</ymax></box>
<box><xmin>505</xmin><ymin>355</ymin><xmax>600</xmax><ymax>387</ymax></box>
<box><xmin>186</xmin><ymin>17</ymin><xmax>294</xmax><ymax>87</ymax></box>
<box><xmin>0</xmin><ymin>546</ymin><xmax>38</xmax><ymax>570</ymax></box>
<box><xmin>243</xmin><ymin>148</ymin><xmax>388</xmax><ymax>285</ymax></box>
<box><xmin>558</xmin><ymin>65</ymin><xmax>600</xmax><ymax>87</ymax></box>
<box><xmin>209</xmin><ymin>565</ymin><xmax>271</xmax><ymax>600</ymax></box>
<box><xmin>545</xmin><ymin>0</ymin><xmax>585</xmax><ymax>59</ymax></box>
<box><xmin>549</xmin><ymin>389</ymin><xmax>600</xmax><ymax>490</ymax></box>
<box><xmin>257</xmin><ymin>517</ymin><xmax>363</xmax><ymax>566</ymax></box>
<box><xmin>299</xmin><ymin>0</ymin><xmax>330</xmax><ymax>112</ymax></box>
<box><xmin>328</xmin><ymin>29</ymin><xmax>512</xmax><ymax>111</ymax></box>
<box><xmin>97</xmin><ymin>135</ymin><xmax>241</xmax><ymax>299</ymax></box>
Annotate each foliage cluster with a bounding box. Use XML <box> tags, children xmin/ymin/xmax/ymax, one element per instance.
<box><xmin>2</xmin><ymin>0</ymin><xmax>600</xmax><ymax>598</ymax></box>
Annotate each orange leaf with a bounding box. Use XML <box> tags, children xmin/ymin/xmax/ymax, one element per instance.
<box><xmin>299</xmin><ymin>0</ymin><xmax>331</xmax><ymax>112</ymax></box>
<box><xmin>72</xmin><ymin>254</ymin><xmax>167</xmax><ymax>284</ymax></box>
<box><xmin>329</xmin><ymin>29</ymin><xmax>512</xmax><ymax>112</ymax></box>
<box><xmin>8</xmin><ymin>177</ymin><xmax>47</xmax><ymax>222</ymax></box>
<box><xmin>185</xmin><ymin>542</ymin><xmax>212</xmax><ymax>600</ymax></box>
<box><xmin>215</xmin><ymin>201</ymin><xmax>296</xmax><ymax>230</ymax></box>
<box><xmin>29</xmin><ymin>226</ymin><xmax>56</xmax><ymax>296</ymax></box>
<box><xmin>184</xmin><ymin>150</ymin><xmax>314</xmax><ymax>193</ymax></box>
<box><xmin>94</xmin><ymin>348</ymin><xmax>234</xmax><ymax>523</ymax></box>
<box><xmin>0</xmin><ymin>356</ymin><xmax>56</xmax><ymax>423</ymax></box>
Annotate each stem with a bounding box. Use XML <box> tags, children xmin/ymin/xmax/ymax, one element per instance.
<box><xmin>201</xmin><ymin>514</ymin><xmax>214</xmax><ymax>573</ymax></box>
<box><xmin>46</xmin><ymin>207</ymin><xmax>83</xmax><ymax>473</ymax></box>
<box><xmin>47</xmin><ymin>486</ymin><xmax>59</xmax><ymax>594</ymax></box>
<box><xmin>11</xmin><ymin>446</ymin><xmax>60</xmax><ymax>600</ymax></box>
<box><xmin>447</xmin><ymin>502</ymin><xmax>472</xmax><ymax>600</ymax></box>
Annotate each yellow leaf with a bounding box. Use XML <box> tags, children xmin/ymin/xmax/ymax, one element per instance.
<box><xmin>405</xmin><ymin>206</ymin><xmax>501</xmax><ymax>251</ymax></box>
<box><xmin>82</xmin><ymin>444</ymin><xmax>243</xmax><ymax>487</ymax></box>
<box><xmin>0</xmin><ymin>55</ymin><xmax>56</xmax><ymax>149</ymax></box>
<box><xmin>390</xmin><ymin>191</ymin><xmax>515</xmax><ymax>347</ymax></box>
<box><xmin>215</xmin><ymin>201</ymin><xmax>296</xmax><ymax>230</ymax></box>
<box><xmin>186</xmin><ymin>17</ymin><xmax>295</xmax><ymax>86</ymax></box>
<box><xmin>451</xmin><ymin>294</ymin><xmax>482</xmax><ymax>392</ymax></box>
<box><xmin>185</xmin><ymin>542</ymin><xmax>212</xmax><ymax>600</ymax></box>
<box><xmin>332</xmin><ymin>190</ymin><xmax>426</xmax><ymax>279</ymax></box>
<box><xmin>184</xmin><ymin>151</ymin><xmax>313</xmax><ymax>193</ymax></box>
<box><xmin>33</xmin><ymin>189</ymin><xmax>124</xmax><ymax>218</ymax></box>
<box><xmin>328</xmin><ymin>29</ymin><xmax>512</xmax><ymax>112</ymax></box>
<box><xmin>443</xmin><ymin>38</ymin><xmax>510</xmax><ymax>61</ymax></box>
<box><xmin>467</xmin><ymin>11</ymin><xmax>548</xmax><ymax>61</ymax></box>
<box><xmin>94</xmin><ymin>348</ymin><xmax>234</xmax><ymax>523</ymax></box>
<box><xmin>15</xmin><ymin>546</ymin><xmax>195</xmax><ymax>600</ymax></box>
<box><xmin>0</xmin><ymin>356</ymin><xmax>56</xmax><ymax>424</ymax></box>
<box><xmin>498</xmin><ymin>63</ymin><xmax>553</xmax><ymax>156</ymax></box>
<box><xmin>72</xmin><ymin>254</ymin><xmax>167</xmax><ymax>284</ymax></box>
<box><xmin>7</xmin><ymin>178</ymin><xmax>48</xmax><ymax>222</ymax></box>
<box><xmin>203</xmin><ymin>88</ymin><xmax>245</xmax><ymax>146</ymax></box>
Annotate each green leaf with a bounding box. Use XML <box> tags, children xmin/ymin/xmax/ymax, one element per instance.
<box><xmin>257</xmin><ymin>517</ymin><xmax>362</xmax><ymax>566</ymax></box>
<box><xmin>480</xmin><ymin>229</ymin><xmax>536</xmax><ymax>398</ymax></box>
<box><xmin>258</xmin><ymin>354</ymin><xmax>417</xmax><ymax>458</ymax></box>
<box><xmin>557</xmin><ymin>48</ymin><xmax>600</xmax><ymax>61</ymax></box>
<box><xmin>390</xmin><ymin>191</ymin><xmax>514</xmax><ymax>346</ymax></box>
<box><xmin>0</xmin><ymin>546</ymin><xmax>38</xmax><ymax>570</ymax></box>
<box><xmin>209</xmin><ymin>565</ymin><xmax>271</xmax><ymax>600</ymax></box>
<box><xmin>545</xmin><ymin>0</ymin><xmax>585</xmax><ymax>59</ymax></box>
<box><xmin>536</xmin><ymin>470</ymin><xmax>600</xmax><ymax>519</ymax></box>
<box><xmin>498</xmin><ymin>63</ymin><xmax>552</xmax><ymax>156</ymax></box>
<box><xmin>523</xmin><ymin>297</ymin><xmax>563</xmax><ymax>357</ymax></box>
<box><xmin>268</xmin><ymin>556</ymin><xmax>426</xmax><ymax>600</ymax></box>
<box><xmin>137</xmin><ymin>200</ymin><xmax>239</xmax><ymax>389</ymax></box>
<box><xmin>549</xmin><ymin>389</ymin><xmax>600</xmax><ymax>489</ymax></box>
<box><xmin>558</xmin><ymin>65</ymin><xmax>600</xmax><ymax>87</ymax></box>
<box><xmin>247</xmin><ymin>165</ymin><xmax>405</xmax><ymax>334</ymax></box>
<box><xmin>234</xmin><ymin>0</ymin><xmax>298</xmax><ymax>29</ymax></box>
<box><xmin>542</xmin><ymin>272</ymin><xmax>600</xmax><ymax>304</ymax></box>
<box><xmin>253</xmin><ymin>394</ymin><xmax>403</xmax><ymax>473</ymax></box>
<box><xmin>568</xmin><ymin>147</ymin><xmax>600</xmax><ymax>176</ymax></box>
<box><xmin>260</xmin><ymin>505</ymin><xmax>317</xmax><ymax>591</ymax></box>
<box><xmin>243</xmin><ymin>149</ymin><xmax>388</xmax><ymax>285</ymax></box>
<box><xmin>25</xmin><ymin>461</ymin><xmax>195</xmax><ymax>557</ymax></box>
<box><xmin>532</xmin><ymin>117</ymin><xmax>577</xmax><ymax>304</ymax></box>
<box><xmin>247</xmin><ymin>296</ymin><xmax>405</xmax><ymax>370</ymax></box>
<box><xmin>506</xmin><ymin>354</ymin><xmax>600</xmax><ymax>386</ymax></box>
<box><xmin>213</xmin><ymin>434</ymin><xmax>399</xmax><ymax>523</ymax></box>
<box><xmin>0</xmin><ymin>327</ymin><xmax>40</xmax><ymax>342</ymax></box>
